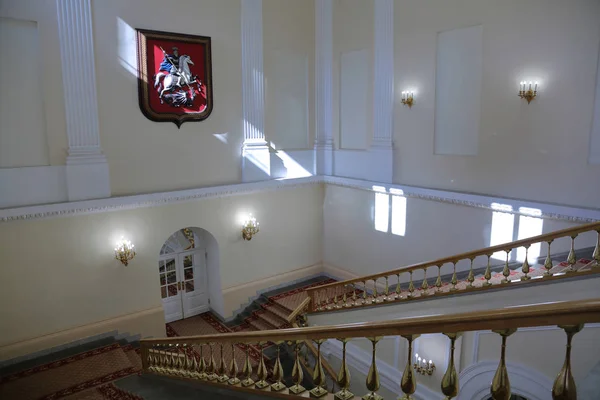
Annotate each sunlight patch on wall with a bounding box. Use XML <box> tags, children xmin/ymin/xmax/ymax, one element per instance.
<box><xmin>274</xmin><ymin>151</ymin><xmax>312</xmax><ymax>179</ymax></box>
<box><xmin>490</xmin><ymin>203</ymin><xmax>515</xmax><ymax>260</ymax></box>
<box><xmin>373</xmin><ymin>186</ymin><xmax>389</xmax><ymax>233</ymax></box>
<box><xmin>390</xmin><ymin>188</ymin><xmax>407</xmax><ymax>237</ymax></box>
<box><xmin>117</xmin><ymin>18</ymin><xmax>138</xmax><ymax>77</ymax></box>
<box><xmin>516</xmin><ymin>207</ymin><xmax>543</xmax><ymax>262</ymax></box>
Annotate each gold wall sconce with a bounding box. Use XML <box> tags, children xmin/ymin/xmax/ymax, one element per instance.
<box><xmin>114</xmin><ymin>237</ymin><xmax>136</xmax><ymax>266</ymax></box>
<box><xmin>518</xmin><ymin>81</ymin><xmax>538</xmax><ymax>103</ymax></box>
<box><xmin>242</xmin><ymin>214</ymin><xmax>260</xmax><ymax>241</ymax></box>
<box><xmin>401</xmin><ymin>91</ymin><xmax>414</xmax><ymax>108</ymax></box>
<box><xmin>414</xmin><ymin>353</ymin><xmax>435</xmax><ymax>376</ymax></box>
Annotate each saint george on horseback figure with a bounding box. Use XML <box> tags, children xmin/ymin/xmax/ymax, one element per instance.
<box><xmin>154</xmin><ymin>46</ymin><xmax>202</xmax><ymax>106</ymax></box>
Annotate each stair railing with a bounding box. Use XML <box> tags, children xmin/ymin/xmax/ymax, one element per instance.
<box><xmin>306</xmin><ymin>221</ymin><xmax>600</xmax><ymax>313</ymax></box>
<box><xmin>140</xmin><ymin>299</ymin><xmax>600</xmax><ymax>399</ymax></box>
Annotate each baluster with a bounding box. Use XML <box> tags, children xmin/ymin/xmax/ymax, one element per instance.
<box><xmin>333</xmin><ymin>287</ymin><xmax>340</xmax><ymax>309</ymax></box>
<box><xmin>450</xmin><ymin>262</ymin><xmax>458</xmax><ymax>291</ymax></box>
<box><xmin>147</xmin><ymin>349</ymin><xmax>156</xmax><ymax>373</ymax></box>
<box><xmin>310</xmin><ymin>339</ymin><xmax>328</xmax><ymax>398</ymax></box>
<box><xmin>395</xmin><ymin>273</ymin><xmax>402</xmax><ymax>299</ymax></box>
<box><xmin>552</xmin><ymin>324</ymin><xmax>583</xmax><ymax>399</ymax></box>
<box><xmin>314</xmin><ymin>291</ymin><xmax>321</xmax><ymax>311</ymax></box>
<box><xmin>374</xmin><ymin>278</ymin><xmax>382</xmax><ymax>303</ymax></box>
<box><xmin>593</xmin><ymin>231</ymin><xmax>600</xmax><ymax>267</ymax></box>
<box><xmin>363</xmin><ymin>337</ymin><xmax>383</xmax><ymax>400</ymax></box>
<box><xmin>207</xmin><ymin>343</ymin><xmax>217</xmax><ymax>380</ymax></box>
<box><xmin>322</xmin><ymin>290</ymin><xmax>328</xmax><ymax>310</ymax></box>
<box><xmin>241</xmin><ymin>344</ymin><xmax>254</xmax><ymax>387</ymax></box>
<box><xmin>184</xmin><ymin>345</ymin><xmax>195</xmax><ymax>378</ymax></box>
<box><xmin>490</xmin><ymin>329</ymin><xmax>517</xmax><ymax>400</ymax></box>
<box><xmin>191</xmin><ymin>347</ymin><xmax>200</xmax><ymax>379</ymax></box>
<box><xmin>217</xmin><ymin>343</ymin><xmax>229</xmax><ymax>383</ymax></box>
<box><xmin>484</xmin><ymin>255</ymin><xmax>492</xmax><ymax>286</ymax></box>
<box><xmin>501</xmin><ymin>250</ymin><xmax>511</xmax><ymax>284</ymax></box>
<box><xmin>351</xmin><ymin>283</ymin><xmax>358</xmax><ymax>306</ymax></box>
<box><xmin>161</xmin><ymin>349</ymin><xmax>170</xmax><ymax>375</ymax></box>
<box><xmin>290</xmin><ymin>341</ymin><xmax>306</xmax><ymax>394</ymax></box>
<box><xmin>153</xmin><ymin>349</ymin><xmax>162</xmax><ymax>374</ymax></box>
<box><xmin>383</xmin><ymin>276</ymin><xmax>390</xmax><ymax>301</ymax></box>
<box><xmin>544</xmin><ymin>240</ymin><xmax>554</xmax><ymax>277</ymax></box>
<box><xmin>157</xmin><ymin>349</ymin><xmax>167</xmax><ymax>375</ymax></box>
<box><xmin>363</xmin><ymin>280</ymin><xmax>368</xmax><ymax>305</ymax></box>
<box><xmin>343</xmin><ymin>285</ymin><xmax>349</xmax><ymax>308</ymax></box>
<box><xmin>408</xmin><ymin>271</ymin><xmax>415</xmax><ymax>297</ymax></box>
<box><xmin>421</xmin><ymin>268</ymin><xmax>430</xmax><ymax>295</ymax></box>
<box><xmin>435</xmin><ymin>265</ymin><xmax>443</xmax><ymax>293</ymax></box>
<box><xmin>168</xmin><ymin>347</ymin><xmax>177</xmax><ymax>375</ymax></box>
<box><xmin>270</xmin><ymin>342</ymin><xmax>286</xmax><ymax>392</ymax></box>
<box><xmin>228</xmin><ymin>343</ymin><xmax>240</xmax><ymax>385</ymax></box>
<box><xmin>521</xmin><ymin>245</ymin><xmax>531</xmax><ymax>280</ymax></box>
<box><xmin>441</xmin><ymin>333</ymin><xmax>461</xmax><ymax>399</ymax></box>
<box><xmin>400</xmin><ymin>334</ymin><xmax>420</xmax><ymax>399</ymax></box>
<box><xmin>467</xmin><ymin>258</ymin><xmax>475</xmax><ymax>288</ymax></box>
<box><xmin>255</xmin><ymin>342</ymin><xmax>269</xmax><ymax>389</ymax></box>
<box><xmin>334</xmin><ymin>338</ymin><xmax>353</xmax><ymax>400</ymax></box>
<box><xmin>566</xmin><ymin>235</ymin><xmax>578</xmax><ymax>273</ymax></box>
<box><xmin>198</xmin><ymin>344</ymin><xmax>208</xmax><ymax>380</ymax></box>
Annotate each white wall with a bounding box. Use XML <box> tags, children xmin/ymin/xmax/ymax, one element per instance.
<box><xmin>393</xmin><ymin>0</ymin><xmax>600</xmax><ymax>208</ymax></box>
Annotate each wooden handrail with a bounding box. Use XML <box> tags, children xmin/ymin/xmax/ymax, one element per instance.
<box><xmin>306</xmin><ymin>221</ymin><xmax>600</xmax><ymax>294</ymax></box>
<box><xmin>140</xmin><ymin>298</ymin><xmax>600</xmax><ymax>345</ymax></box>
<box><xmin>286</xmin><ymin>297</ymin><xmax>311</xmax><ymax>323</ymax></box>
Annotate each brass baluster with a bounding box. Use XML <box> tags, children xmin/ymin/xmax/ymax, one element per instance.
<box><xmin>374</xmin><ymin>278</ymin><xmax>382</xmax><ymax>303</ymax></box>
<box><xmin>484</xmin><ymin>255</ymin><xmax>492</xmax><ymax>286</ymax></box>
<box><xmin>552</xmin><ymin>324</ymin><xmax>584</xmax><ymax>400</ymax></box>
<box><xmin>310</xmin><ymin>339</ymin><xmax>328</xmax><ymax>398</ymax></box>
<box><xmin>544</xmin><ymin>240</ymin><xmax>554</xmax><ymax>277</ymax></box>
<box><xmin>441</xmin><ymin>333</ymin><xmax>461</xmax><ymax>399</ymax></box>
<box><xmin>153</xmin><ymin>349</ymin><xmax>162</xmax><ymax>374</ymax></box>
<box><xmin>343</xmin><ymin>285</ymin><xmax>349</xmax><ymax>308</ymax></box>
<box><xmin>147</xmin><ymin>349</ymin><xmax>156</xmax><ymax>373</ymax></box>
<box><xmin>161</xmin><ymin>349</ymin><xmax>170</xmax><ymax>375</ymax></box>
<box><xmin>408</xmin><ymin>271</ymin><xmax>415</xmax><ymax>297</ymax></box>
<box><xmin>490</xmin><ymin>329</ymin><xmax>517</xmax><ymax>400</ymax></box>
<box><xmin>363</xmin><ymin>337</ymin><xmax>383</xmax><ymax>400</ymax></box>
<box><xmin>363</xmin><ymin>280</ymin><xmax>368</xmax><ymax>304</ymax></box>
<box><xmin>400</xmin><ymin>334</ymin><xmax>420</xmax><ymax>399</ymax></box>
<box><xmin>396</xmin><ymin>273</ymin><xmax>402</xmax><ymax>299</ymax></box>
<box><xmin>335</xmin><ymin>338</ymin><xmax>353</xmax><ymax>400</ymax></box>
<box><xmin>217</xmin><ymin>343</ymin><xmax>229</xmax><ymax>383</ymax></box>
<box><xmin>501</xmin><ymin>250</ymin><xmax>511</xmax><ymax>284</ymax></box>
<box><xmin>421</xmin><ymin>268</ymin><xmax>429</xmax><ymax>295</ymax></box>
<box><xmin>228</xmin><ymin>343</ymin><xmax>240</xmax><ymax>385</ymax></box>
<box><xmin>178</xmin><ymin>346</ymin><xmax>187</xmax><ymax>377</ymax></box>
<box><xmin>157</xmin><ymin>349</ymin><xmax>166</xmax><ymax>375</ymax></box>
<box><xmin>207</xmin><ymin>343</ymin><xmax>217</xmax><ymax>381</ymax></box>
<box><xmin>450</xmin><ymin>262</ymin><xmax>458</xmax><ymax>291</ymax></box>
<box><xmin>351</xmin><ymin>283</ymin><xmax>358</xmax><ymax>306</ymax></box>
<box><xmin>593</xmin><ymin>230</ymin><xmax>600</xmax><ymax>267</ymax></box>
<box><xmin>184</xmin><ymin>345</ymin><xmax>195</xmax><ymax>378</ymax></box>
<box><xmin>435</xmin><ymin>265</ymin><xmax>443</xmax><ymax>293</ymax></box>
<box><xmin>315</xmin><ymin>291</ymin><xmax>321</xmax><ymax>311</ymax></box>
<box><xmin>198</xmin><ymin>344</ymin><xmax>207</xmax><ymax>380</ymax></box>
<box><xmin>191</xmin><ymin>348</ymin><xmax>201</xmax><ymax>379</ymax></box>
<box><xmin>168</xmin><ymin>347</ymin><xmax>176</xmax><ymax>375</ymax></box>
<box><xmin>334</xmin><ymin>287</ymin><xmax>341</xmax><ymax>309</ymax></box>
<box><xmin>383</xmin><ymin>276</ymin><xmax>390</xmax><ymax>301</ymax></box>
<box><xmin>255</xmin><ymin>342</ymin><xmax>269</xmax><ymax>389</ymax></box>
<box><xmin>290</xmin><ymin>341</ymin><xmax>306</xmax><ymax>394</ymax></box>
<box><xmin>521</xmin><ymin>245</ymin><xmax>531</xmax><ymax>280</ymax></box>
<box><xmin>322</xmin><ymin>290</ymin><xmax>328</xmax><ymax>310</ymax></box>
<box><xmin>467</xmin><ymin>258</ymin><xmax>475</xmax><ymax>288</ymax></box>
<box><xmin>271</xmin><ymin>342</ymin><xmax>286</xmax><ymax>392</ymax></box>
<box><xmin>241</xmin><ymin>344</ymin><xmax>254</xmax><ymax>387</ymax></box>
<box><xmin>566</xmin><ymin>235</ymin><xmax>578</xmax><ymax>273</ymax></box>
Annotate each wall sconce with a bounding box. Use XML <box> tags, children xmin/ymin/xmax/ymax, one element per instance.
<box><xmin>114</xmin><ymin>237</ymin><xmax>136</xmax><ymax>266</ymax></box>
<box><xmin>242</xmin><ymin>214</ymin><xmax>259</xmax><ymax>241</ymax></box>
<box><xmin>414</xmin><ymin>353</ymin><xmax>435</xmax><ymax>376</ymax></box>
<box><xmin>518</xmin><ymin>81</ymin><xmax>538</xmax><ymax>103</ymax></box>
<box><xmin>401</xmin><ymin>91</ymin><xmax>414</xmax><ymax>108</ymax></box>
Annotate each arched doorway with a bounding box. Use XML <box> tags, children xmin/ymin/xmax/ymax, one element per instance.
<box><xmin>158</xmin><ymin>227</ymin><xmax>222</xmax><ymax>322</ymax></box>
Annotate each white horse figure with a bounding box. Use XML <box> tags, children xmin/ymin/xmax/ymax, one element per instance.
<box><xmin>154</xmin><ymin>55</ymin><xmax>195</xmax><ymax>101</ymax></box>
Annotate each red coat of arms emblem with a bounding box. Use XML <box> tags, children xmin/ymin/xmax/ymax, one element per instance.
<box><xmin>136</xmin><ymin>29</ymin><xmax>213</xmax><ymax>128</ymax></box>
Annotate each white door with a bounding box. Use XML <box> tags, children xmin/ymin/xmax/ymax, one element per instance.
<box><xmin>159</xmin><ymin>250</ymin><xmax>209</xmax><ymax>323</ymax></box>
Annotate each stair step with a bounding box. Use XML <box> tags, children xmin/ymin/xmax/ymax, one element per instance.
<box><xmin>257</xmin><ymin>309</ymin><xmax>289</xmax><ymax>328</ymax></box>
<box><xmin>246</xmin><ymin>316</ymin><xmax>274</xmax><ymax>331</ymax></box>
<box><xmin>262</xmin><ymin>302</ymin><xmax>291</xmax><ymax>320</ymax></box>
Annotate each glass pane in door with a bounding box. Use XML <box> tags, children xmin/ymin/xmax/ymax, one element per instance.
<box><xmin>183</xmin><ymin>255</ymin><xmax>193</xmax><ymax>268</ymax></box>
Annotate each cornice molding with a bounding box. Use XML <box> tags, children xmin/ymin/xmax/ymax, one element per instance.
<box><xmin>1</xmin><ymin>175</ymin><xmax>598</xmax><ymax>223</ymax></box>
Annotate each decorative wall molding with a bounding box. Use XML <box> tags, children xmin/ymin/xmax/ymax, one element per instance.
<box><xmin>372</xmin><ymin>0</ymin><xmax>394</xmax><ymax>149</ymax></box>
<box><xmin>458</xmin><ymin>361</ymin><xmax>553</xmax><ymax>400</ymax></box>
<box><xmin>56</xmin><ymin>0</ymin><xmax>110</xmax><ymax>201</ymax></box>
<box><xmin>314</xmin><ymin>0</ymin><xmax>334</xmax><ymax>175</ymax></box>
<box><xmin>2</xmin><ymin>175</ymin><xmax>599</xmax><ymax>223</ymax></box>
<box><xmin>589</xmin><ymin>41</ymin><xmax>600</xmax><ymax>165</ymax></box>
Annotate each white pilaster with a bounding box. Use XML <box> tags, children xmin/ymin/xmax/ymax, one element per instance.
<box><xmin>57</xmin><ymin>0</ymin><xmax>110</xmax><ymax>200</ymax></box>
<box><xmin>314</xmin><ymin>0</ymin><xmax>333</xmax><ymax>176</ymax></box>
<box><xmin>241</xmin><ymin>0</ymin><xmax>270</xmax><ymax>182</ymax></box>
<box><xmin>370</xmin><ymin>0</ymin><xmax>394</xmax><ymax>182</ymax></box>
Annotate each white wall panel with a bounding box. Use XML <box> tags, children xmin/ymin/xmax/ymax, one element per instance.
<box><xmin>340</xmin><ymin>49</ymin><xmax>369</xmax><ymax>150</ymax></box>
<box><xmin>589</xmin><ymin>43</ymin><xmax>600</xmax><ymax>164</ymax></box>
<box><xmin>434</xmin><ymin>25</ymin><xmax>482</xmax><ymax>156</ymax></box>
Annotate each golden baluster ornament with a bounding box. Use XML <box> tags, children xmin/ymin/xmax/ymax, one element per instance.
<box><xmin>501</xmin><ymin>250</ymin><xmax>511</xmax><ymax>284</ymax></box>
<box><xmin>521</xmin><ymin>245</ymin><xmax>531</xmax><ymax>280</ymax></box>
<box><xmin>351</xmin><ymin>284</ymin><xmax>358</xmax><ymax>306</ymax></box>
<box><xmin>156</xmin><ymin>349</ymin><xmax>166</xmax><ymax>375</ymax></box>
<box><xmin>544</xmin><ymin>241</ymin><xmax>554</xmax><ymax>277</ymax></box>
<box><xmin>441</xmin><ymin>333</ymin><xmax>461</xmax><ymax>399</ymax></box>
<box><xmin>198</xmin><ymin>344</ymin><xmax>208</xmax><ymax>380</ymax></box>
<box><xmin>255</xmin><ymin>342</ymin><xmax>270</xmax><ymax>389</ymax></box>
<box><xmin>271</xmin><ymin>342</ymin><xmax>286</xmax><ymax>392</ymax></box>
<box><xmin>484</xmin><ymin>255</ymin><xmax>493</xmax><ymax>286</ymax></box>
<box><xmin>490</xmin><ymin>329</ymin><xmax>517</xmax><ymax>400</ymax></box>
<box><xmin>343</xmin><ymin>285</ymin><xmax>349</xmax><ymax>307</ymax></box>
<box><xmin>383</xmin><ymin>276</ymin><xmax>390</xmax><ymax>301</ymax></box>
<box><xmin>374</xmin><ymin>278</ymin><xmax>382</xmax><ymax>303</ymax></box>
<box><xmin>147</xmin><ymin>349</ymin><xmax>156</xmax><ymax>373</ymax></box>
<box><xmin>363</xmin><ymin>337</ymin><xmax>383</xmax><ymax>400</ymax></box>
<box><xmin>552</xmin><ymin>324</ymin><xmax>584</xmax><ymax>400</ymax></box>
<box><xmin>154</xmin><ymin>350</ymin><xmax>163</xmax><ymax>375</ymax></box>
<box><xmin>593</xmin><ymin>231</ymin><xmax>600</xmax><ymax>267</ymax></box>
<box><xmin>400</xmin><ymin>334</ymin><xmax>420</xmax><ymax>399</ymax></box>
<box><xmin>396</xmin><ymin>273</ymin><xmax>403</xmax><ymax>299</ymax></box>
<box><xmin>314</xmin><ymin>291</ymin><xmax>321</xmax><ymax>311</ymax></box>
<box><xmin>184</xmin><ymin>346</ymin><xmax>195</xmax><ymax>378</ymax></box>
<box><xmin>217</xmin><ymin>343</ymin><xmax>229</xmax><ymax>383</ymax></box>
<box><xmin>207</xmin><ymin>343</ymin><xmax>217</xmax><ymax>381</ymax></box>
<box><xmin>362</xmin><ymin>280</ymin><xmax>368</xmax><ymax>305</ymax></box>
<box><xmin>333</xmin><ymin>288</ymin><xmax>340</xmax><ymax>309</ymax></box>
<box><xmin>467</xmin><ymin>258</ymin><xmax>475</xmax><ymax>288</ymax></box>
<box><xmin>191</xmin><ymin>348</ymin><xmax>201</xmax><ymax>379</ymax></box>
<box><xmin>290</xmin><ymin>341</ymin><xmax>306</xmax><ymax>394</ymax></box>
<box><xmin>408</xmin><ymin>271</ymin><xmax>415</xmax><ymax>297</ymax></box>
<box><xmin>435</xmin><ymin>265</ymin><xmax>443</xmax><ymax>292</ymax></box>
<box><xmin>566</xmin><ymin>235</ymin><xmax>577</xmax><ymax>273</ymax></box>
<box><xmin>241</xmin><ymin>344</ymin><xmax>254</xmax><ymax>387</ymax></box>
<box><xmin>335</xmin><ymin>338</ymin><xmax>354</xmax><ymax>400</ymax></box>
<box><xmin>310</xmin><ymin>339</ymin><xmax>328</xmax><ymax>398</ymax></box>
<box><xmin>450</xmin><ymin>262</ymin><xmax>458</xmax><ymax>291</ymax></box>
<box><xmin>228</xmin><ymin>343</ymin><xmax>240</xmax><ymax>385</ymax></box>
<box><xmin>167</xmin><ymin>348</ymin><xmax>177</xmax><ymax>375</ymax></box>
<box><xmin>421</xmin><ymin>268</ymin><xmax>430</xmax><ymax>295</ymax></box>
